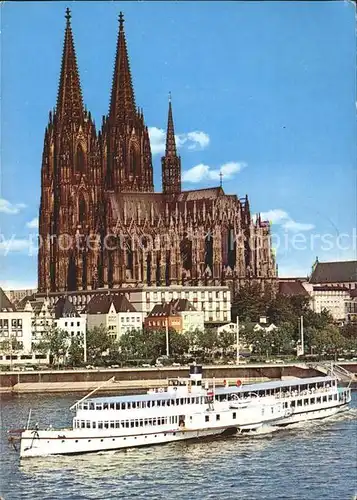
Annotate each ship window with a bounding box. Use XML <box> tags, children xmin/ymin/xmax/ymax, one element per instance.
<box><xmin>110</xmin><ymin>403</ymin><xmax>115</xmax><ymax>410</ymax></box>
<box><xmin>125</xmin><ymin>421</ymin><xmax>129</xmax><ymax>428</ymax></box>
<box><xmin>171</xmin><ymin>400</ymin><xmax>175</xmax><ymax>406</ymax></box>
<box><xmin>304</xmin><ymin>399</ymin><xmax>309</xmax><ymax>406</ymax></box>
<box><xmin>291</xmin><ymin>401</ymin><xmax>296</xmax><ymax>407</ymax></box>
<box><xmin>328</xmin><ymin>395</ymin><xmax>333</xmax><ymax>401</ymax></box>
<box><xmin>142</xmin><ymin>402</ymin><xmax>146</xmax><ymax>409</ymax></box>
<box><xmin>127</xmin><ymin>403</ymin><xmax>131</xmax><ymax>409</ymax></box>
<box><xmin>83</xmin><ymin>403</ymin><xmax>88</xmax><ymax>410</ymax></box>
<box><xmin>103</xmin><ymin>403</ymin><xmax>108</xmax><ymax>410</ymax></box>
<box><xmin>297</xmin><ymin>400</ymin><xmax>302</xmax><ymax>407</ymax></box>
<box><xmin>93</xmin><ymin>422</ymin><xmax>96</xmax><ymax>429</ymax></box>
<box><xmin>157</xmin><ymin>401</ymin><xmax>161</xmax><ymax>407</ymax></box>
<box><xmin>139</xmin><ymin>420</ymin><xmax>143</xmax><ymax>427</ymax></box>
<box><xmin>334</xmin><ymin>394</ymin><xmax>338</xmax><ymax>400</ymax></box>
<box><xmin>130</xmin><ymin>421</ymin><xmax>134</xmax><ymax>428</ymax></box>
<box><xmin>121</xmin><ymin>403</ymin><xmax>126</xmax><ymax>410</ymax></box>
<box><xmin>205</xmin><ymin>415</ymin><xmax>209</xmax><ymax>422</ymax></box>
<box><xmin>98</xmin><ymin>422</ymin><xmax>103</xmax><ymax>429</ymax></box>
<box><xmin>86</xmin><ymin>421</ymin><xmax>91</xmax><ymax>428</ymax></box>
<box><xmin>96</xmin><ymin>404</ymin><xmax>103</xmax><ymax>410</ymax></box>
<box><xmin>317</xmin><ymin>397</ymin><xmax>321</xmax><ymax>404</ymax></box>
<box><xmin>115</xmin><ymin>422</ymin><xmax>120</xmax><ymax>428</ymax></box>
<box><xmin>89</xmin><ymin>403</ymin><xmax>95</xmax><ymax>410</ymax></box>
<box><xmin>81</xmin><ymin>421</ymin><xmax>85</xmax><ymax>428</ymax></box>
<box><xmin>115</xmin><ymin>403</ymin><xmax>120</xmax><ymax>410</ymax></box>
<box><xmin>323</xmin><ymin>396</ymin><xmax>327</xmax><ymax>403</ymax></box>
<box><xmin>132</xmin><ymin>402</ymin><xmax>136</xmax><ymax>409</ymax></box>
<box><xmin>135</xmin><ymin>421</ymin><xmax>139</xmax><ymax>427</ymax></box>
<box><xmin>310</xmin><ymin>398</ymin><xmax>315</xmax><ymax>405</ymax></box>
<box><xmin>110</xmin><ymin>421</ymin><xmax>115</xmax><ymax>429</ymax></box>
<box><xmin>75</xmin><ymin>440</ymin><xmax>78</xmax><ymax>443</ymax></box>
<box><xmin>232</xmin><ymin>412</ymin><xmax>236</xmax><ymax>419</ymax></box>
<box><xmin>216</xmin><ymin>414</ymin><xmax>220</xmax><ymax>421</ymax></box>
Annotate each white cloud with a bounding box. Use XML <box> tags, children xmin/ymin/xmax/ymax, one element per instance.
<box><xmin>0</xmin><ymin>280</ymin><xmax>37</xmax><ymax>291</ymax></box>
<box><xmin>259</xmin><ymin>208</ymin><xmax>314</xmax><ymax>232</ymax></box>
<box><xmin>182</xmin><ymin>161</ymin><xmax>246</xmax><ymax>183</ymax></box>
<box><xmin>148</xmin><ymin>127</ymin><xmax>210</xmax><ymax>156</ymax></box>
<box><xmin>26</xmin><ymin>217</ymin><xmax>39</xmax><ymax>229</ymax></box>
<box><xmin>281</xmin><ymin>220</ymin><xmax>315</xmax><ymax>232</ymax></box>
<box><xmin>0</xmin><ymin>235</ymin><xmax>38</xmax><ymax>256</ymax></box>
<box><xmin>0</xmin><ymin>198</ymin><xmax>26</xmax><ymax>215</ymax></box>
<box><xmin>177</xmin><ymin>131</ymin><xmax>210</xmax><ymax>151</ymax></box>
<box><xmin>148</xmin><ymin>127</ymin><xmax>167</xmax><ymax>155</ymax></box>
<box><xmin>260</xmin><ymin>209</ymin><xmax>290</xmax><ymax>225</ymax></box>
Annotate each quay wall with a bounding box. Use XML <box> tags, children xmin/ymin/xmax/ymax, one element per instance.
<box><xmin>0</xmin><ymin>364</ymin><xmax>325</xmax><ymax>394</ymax></box>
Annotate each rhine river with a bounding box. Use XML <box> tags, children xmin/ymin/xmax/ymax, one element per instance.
<box><xmin>1</xmin><ymin>392</ymin><xmax>356</xmax><ymax>500</ymax></box>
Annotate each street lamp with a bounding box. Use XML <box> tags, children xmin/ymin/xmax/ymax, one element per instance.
<box><xmin>236</xmin><ymin>316</ymin><xmax>240</xmax><ymax>365</ymax></box>
<box><xmin>166</xmin><ymin>318</ymin><xmax>170</xmax><ymax>358</ymax></box>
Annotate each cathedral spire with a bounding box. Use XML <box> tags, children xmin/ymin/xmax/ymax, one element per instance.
<box><xmin>162</xmin><ymin>94</ymin><xmax>181</xmax><ymax>195</ymax></box>
<box><xmin>165</xmin><ymin>92</ymin><xmax>177</xmax><ymax>157</ymax></box>
<box><xmin>109</xmin><ymin>12</ymin><xmax>136</xmax><ymax>123</ymax></box>
<box><xmin>56</xmin><ymin>8</ymin><xmax>84</xmax><ymax>123</ymax></box>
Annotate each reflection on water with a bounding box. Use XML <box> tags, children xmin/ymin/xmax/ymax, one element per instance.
<box><xmin>1</xmin><ymin>393</ymin><xmax>357</xmax><ymax>500</ymax></box>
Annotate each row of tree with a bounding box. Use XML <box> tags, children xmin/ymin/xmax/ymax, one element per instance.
<box><xmin>35</xmin><ymin>320</ymin><xmax>357</xmax><ymax>368</ymax></box>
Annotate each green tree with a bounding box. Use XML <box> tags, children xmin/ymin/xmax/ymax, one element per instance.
<box><xmin>340</xmin><ymin>323</ymin><xmax>357</xmax><ymax>340</ymax></box>
<box><xmin>67</xmin><ymin>334</ymin><xmax>84</xmax><ymax>367</ymax></box>
<box><xmin>169</xmin><ymin>330</ymin><xmax>190</xmax><ymax>358</ymax></box>
<box><xmin>86</xmin><ymin>326</ymin><xmax>115</xmax><ymax>365</ymax></box>
<box><xmin>36</xmin><ymin>327</ymin><xmax>69</xmax><ymax>366</ymax></box>
<box><xmin>0</xmin><ymin>337</ymin><xmax>23</xmax><ymax>352</ymax></box>
<box><xmin>308</xmin><ymin>325</ymin><xmax>347</xmax><ymax>355</ymax></box>
<box><xmin>195</xmin><ymin>328</ymin><xmax>219</xmax><ymax>362</ymax></box>
<box><xmin>231</xmin><ymin>283</ymin><xmax>268</xmax><ymax>322</ymax></box>
<box><xmin>218</xmin><ymin>329</ymin><xmax>236</xmax><ymax>357</ymax></box>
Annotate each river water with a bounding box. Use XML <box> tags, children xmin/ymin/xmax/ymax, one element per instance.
<box><xmin>0</xmin><ymin>392</ymin><xmax>356</xmax><ymax>500</ymax></box>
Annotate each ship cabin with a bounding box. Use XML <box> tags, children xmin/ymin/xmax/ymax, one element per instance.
<box><xmin>214</xmin><ymin>376</ymin><xmax>350</xmax><ymax>409</ymax></box>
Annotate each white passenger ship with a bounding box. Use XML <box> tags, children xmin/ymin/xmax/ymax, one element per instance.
<box><xmin>17</xmin><ymin>365</ymin><xmax>351</xmax><ymax>458</ymax></box>
<box><xmin>18</xmin><ymin>365</ymin><xmax>286</xmax><ymax>458</ymax></box>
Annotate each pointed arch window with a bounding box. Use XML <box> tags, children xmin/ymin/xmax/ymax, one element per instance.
<box><xmin>129</xmin><ymin>143</ymin><xmax>140</xmax><ymax>177</ymax></box>
<box><xmin>78</xmin><ymin>195</ymin><xmax>86</xmax><ymax>226</ymax></box>
<box><xmin>76</xmin><ymin>145</ymin><xmax>85</xmax><ymax>173</ymax></box>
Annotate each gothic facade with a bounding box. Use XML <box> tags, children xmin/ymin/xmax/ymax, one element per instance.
<box><xmin>38</xmin><ymin>9</ymin><xmax>277</xmax><ymax>294</ymax></box>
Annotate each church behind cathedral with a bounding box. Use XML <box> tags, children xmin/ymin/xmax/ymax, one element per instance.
<box><xmin>38</xmin><ymin>10</ymin><xmax>276</xmax><ymax>295</ymax></box>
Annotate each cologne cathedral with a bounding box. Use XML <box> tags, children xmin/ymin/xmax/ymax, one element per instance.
<box><xmin>38</xmin><ymin>9</ymin><xmax>276</xmax><ymax>294</ymax></box>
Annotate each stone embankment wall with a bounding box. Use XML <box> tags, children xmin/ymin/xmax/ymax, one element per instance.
<box><xmin>0</xmin><ymin>364</ymin><xmax>325</xmax><ymax>394</ymax></box>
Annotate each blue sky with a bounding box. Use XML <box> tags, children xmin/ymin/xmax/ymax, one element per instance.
<box><xmin>1</xmin><ymin>1</ymin><xmax>356</xmax><ymax>289</ymax></box>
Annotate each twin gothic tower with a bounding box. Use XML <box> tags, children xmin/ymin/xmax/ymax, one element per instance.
<box><xmin>38</xmin><ymin>9</ymin><xmax>276</xmax><ymax>294</ymax></box>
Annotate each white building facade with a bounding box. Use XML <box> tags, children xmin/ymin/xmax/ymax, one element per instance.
<box><xmin>310</xmin><ymin>286</ymin><xmax>351</xmax><ymax>321</ymax></box>
<box><xmin>128</xmin><ymin>286</ymin><xmax>231</xmax><ymax>324</ymax></box>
